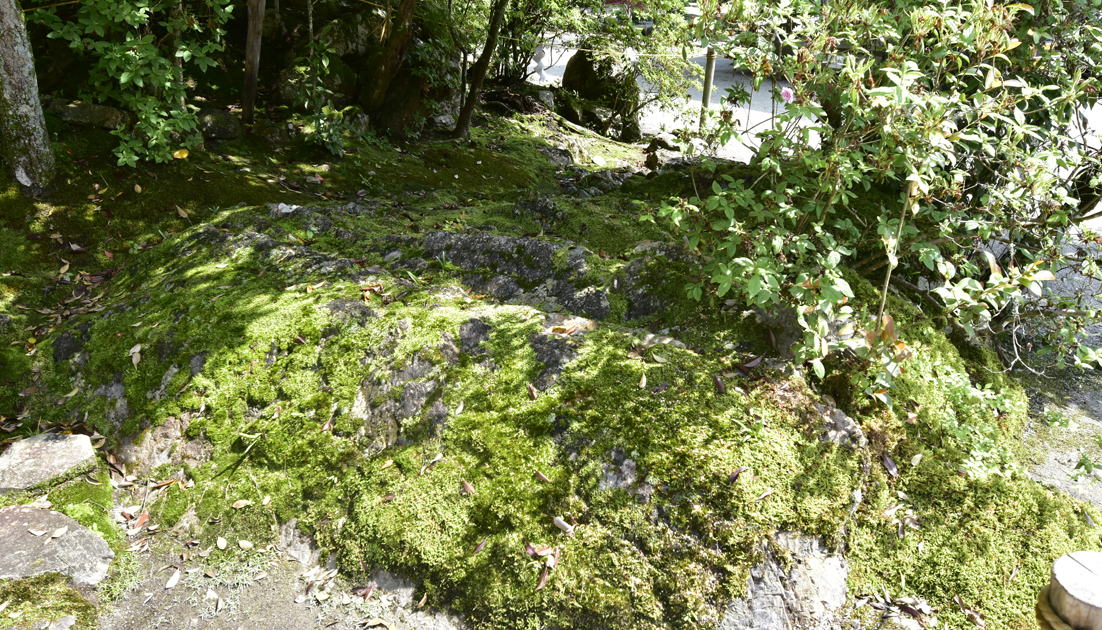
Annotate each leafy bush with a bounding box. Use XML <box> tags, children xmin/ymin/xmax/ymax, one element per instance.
<box><xmin>656</xmin><ymin>0</ymin><xmax>1102</xmax><ymax>400</ymax></box>
<box><xmin>32</xmin><ymin>0</ymin><xmax>233</xmax><ymax>166</ymax></box>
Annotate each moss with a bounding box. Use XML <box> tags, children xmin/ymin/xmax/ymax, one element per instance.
<box><xmin>3</xmin><ymin>108</ymin><xmax>1100</xmax><ymax>630</ymax></box>
<box><xmin>0</xmin><ymin>573</ymin><xmax>97</xmax><ymax>629</ymax></box>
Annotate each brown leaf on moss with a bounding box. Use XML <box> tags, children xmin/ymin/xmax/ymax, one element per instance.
<box><xmin>536</xmin><ymin>566</ymin><xmax>549</xmax><ymax>591</ymax></box>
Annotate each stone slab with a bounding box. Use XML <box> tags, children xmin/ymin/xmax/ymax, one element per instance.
<box><xmin>0</xmin><ymin>434</ymin><xmax>97</xmax><ymax>494</ymax></box>
<box><xmin>0</xmin><ymin>505</ymin><xmax>114</xmax><ymax>586</ymax></box>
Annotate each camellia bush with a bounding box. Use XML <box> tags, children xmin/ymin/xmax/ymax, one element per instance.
<box><xmin>656</xmin><ymin>0</ymin><xmax>1102</xmax><ymax>404</ymax></box>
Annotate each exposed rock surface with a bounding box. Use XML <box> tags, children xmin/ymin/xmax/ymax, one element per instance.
<box><xmin>0</xmin><ymin>434</ymin><xmax>97</xmax><ymax>493</ymax></box>
<box><xmin>721</xmin><ymin>532</ymin><xmax>848</xmax><ymax>630</ymax></box>
<box><xmin>41</xmin><ymin>97</ymin><xmax>128</xmax><ymax>130</ymax></box>
<box><xmin>14</xmin><ymin>616</ymin><xmax>77</xmax><ymax>630</ymax></box>
<box><xmin>815</xmin><ymin>403</ymin><xmax>867</xmax><ymax>449</ymax></box>
<box><xmin>0</xmin><ymin>505</ymin><xmax>114</xmax><ymax>586</ymax></box>
<box><xmin>197</xmin><ymin>108</ymin><xmax>242</xmax><ymax>141</ymax></box>
<box><xmin>115</xmin><ymin>413</ymin><xmax>211</xmax><ymax>477</ymax></box>
<box><xmin>410</xmin><ymin>231</ymin><xmax>610</xmax><ymax>319</ymax></box>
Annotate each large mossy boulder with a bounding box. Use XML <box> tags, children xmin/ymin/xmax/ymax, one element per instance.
<box><xmin>560</xmin><ymin>49</ymin><xmax>641</xmax><ymax>142</ymax></box>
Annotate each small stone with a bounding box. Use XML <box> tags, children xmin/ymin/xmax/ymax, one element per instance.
<box><xmin>0</xmin><ymin>434</ymin><xmax>97</xmax><ymax>494</ymax></box>
<box><xmin>0</xmin><ymin>506</ymin><xmax>114</xmax><ymax>585</ymax></box>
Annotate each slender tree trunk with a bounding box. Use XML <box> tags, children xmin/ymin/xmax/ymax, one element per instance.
<box><xmin>0</xmin><ymin>0</ymin><xmax>54</xmax><ymax>191</ymax></box>
<box><xmin>242</xmin><ymin>0</ymin><xmax>267</xmax><ymax>124</ymax></box>
<box><xmin>451</xmin><ymin>0</ymin><xmax>509</xmax><ymax>138</ymax></box>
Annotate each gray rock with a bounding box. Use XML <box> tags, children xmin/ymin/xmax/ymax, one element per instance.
<box><xmin>538</xmin><ymin>145</ymin><xmax>574</xmax><ymax>168</ymax></box>
<box><xmin>254</xmin><ymin>119</ymin><xmax>301</xmax><ymax>146</ymax></box>
<box><xmin>537</xmin><ymin>90</ymin><xmax>555</xmax><ymax>110</ymax></box>
<box><xmin>41</xmin><ymin>97</ymin><xmax>129</xmax><ymax>130</ymax></box>
<box><xmin>0</xmin><ymin>505</ymin><xmax>114</xmax><ymax>585</ymax></box>
<box><xmin>459</xmin><ymin>319</ymin><xmax>492</xmax><ymax>354</ymax></box>
<box><xmin>116</xmin><ymin>413</ymin><xmax>210</xmax><ymax>477</ymax></box>
<box><xmin>0</xmin><ymin>434</ymin><xmax>97</xmax><ymax>494</ymax></box>
<box><xmin>15</xmin><ymin>615</ymin><xmax>77</xmax><ymax>630</ymax></box>
<box><xmin>721</xmin><ymin>532</ymin><xmax>848</xmax><ymax>630</ymax></box>
<box><xmin>348</xmin><ymin>352</ymin><xmax>438</xmax><ymax>455</ymax></box>
<box><xmin>529</xmin><ymin>333</ymin><xmax>577</xmax><ymax>390</ymax></box>
<box><xmin>439</xmin><ymin>333</ymin><xmax>460</xmax><ymax>365</ymax></box>
<box><xmin>280</xmin><ymin>518</ymin><xmax>321</xmax><ymax>567</ymax></box>
<box><xmin>815</xmin><ymin>403</ymin><xmax>867</xmax><ymax>449</ymax></box>
<box><xmin>92</xmin><ymin>373</ymin><xmax>130</xmax><ymax>428</ymax></box>
<box><xmin>197</xmin><ymin>108</ymin><xmax>242</xmax><ymax>140</ymax></box>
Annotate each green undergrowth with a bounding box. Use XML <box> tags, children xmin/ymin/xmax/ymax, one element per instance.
<box><xmin>1</xmin><ymin>111</ymin><xmax>1100</xmax><ymax>629</ymax></box>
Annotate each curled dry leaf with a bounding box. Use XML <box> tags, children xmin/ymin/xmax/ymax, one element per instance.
<box><xmin>713</xmin><ymin>374</ymin><xmax>727</xmax><ymax>395</ymax></box>
<box><xmin>380</xmin><ymin>459</ymin><xmax>394</xmax><ymax>471</ymax></box>
<box><xmin>527</xmin><ymin>383</ymin><xmax>538</xmax><ymax>400</ymax></box>
<box><xmin>754</xmin><ymin>489</ymin><xmax>773</xmax><ymax>503</ymax></box>
<box><xmin>651</xmin><ymin>352</ymin><xmax>667</xmax><ymax>364</ymax></box>
<box><xmin>473</xmin><ymin>537</ymin><xmax>488</xmax><ymax>555</ymax></box>
<box><xmin>232</xmin><ymin>499</ymin><xmax>252</xmax><ymax>509</ymax></box>
<box><xmin>461</xmin><ymin>479</ymin><xmax>475</xmax><ymax>495</ymax></box>
<box><xmin>28</xmin><ymin>530</ymin><xmax>47</xmax><ymax>537</ymax></box>
<box><xmin>536</xmin><ymin>566</ymin><xmax>549</xmax><ymax>591</ymax></box>
<box><xmin>729</xmin><ymin>467</ymin><xmax>749</xmax><ymax>484</ymax></box>
<box><xmin>362</xmin><ymin>618</ymin><xmax>387</xmax><ymax>628</ymax></box>
<box><xmin>525</xmin><ymin>542</ymin><xmax>539</xmax><ymax>558</ymax></box>
<box><xmin>165</xmin><ymin>569</ymin><xmax>181</xmax><ymax>589</ymax></box>
<box><xmin>535</xmin><ymin>545</ymin><xmax>554</xmax><ymax>557</ymax></box>
<box><xmin>238</xmin><ymin>540</ymin><xmax>254</xmax><ymax>550</ymax></box>
<box><xmin>217</xmin><ymin>537</ymin><xmax>227</xmax><ymax>550</ymax></box>
<box><xmin>262</xmin><ymin>495</ymin><xmax>271</xmax><ymax>506</ymax></box>
<box><xmin>417</xmin><ymin>593</ymin><xmax>427</xmax><ymax>608</ymax></box>
<box><xmin>534</xmin><ymin>470</ymin><xmax>551</xmax><ymax>483</ymax></box>
<box><xmin>254</xmin><ymin>571</ymin><xmax>268</xmax><ymax>581</ymax></box>
<box><xmin>639</xmin><ymin>373</ymin><xmax>647</xmax><ymax>389</ymax></box>
<box><xmin>911</xmin><ymin>453</ymin><xmax>923</xmax><ymax>467</ymax></box>
<box><xmin>51</xmin><ymin>526</ymin><xmax>68</xmax><ymax>539</ymax></box>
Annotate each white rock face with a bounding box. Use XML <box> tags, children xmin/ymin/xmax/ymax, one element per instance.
<box><xmin>0</xmin><ymin>434</ymin><xmax>97</xmax><ymax>493</ymax></box>
<box><xmin>721</xmin><ymin>532</ymin><xmax>848</xmax><ymax>630</ymax></box>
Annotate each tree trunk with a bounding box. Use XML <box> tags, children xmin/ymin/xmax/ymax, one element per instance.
<box><xmin>0</xmin><ymin>0</ymin><xmax>54</xmax><ymax>191</ymax></box>
<box><xmin>242</xmin><ymin>0</ymin><xmax>266</xmax><ymax>124</ymax></box>
<box><xmin>451</xmin><ymin>0</ymin><xmax>509</xmax><ymax>138</ymax></box>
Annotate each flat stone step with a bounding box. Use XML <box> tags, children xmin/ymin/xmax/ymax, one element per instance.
<box><xmin>0</xmin><ymin>434</ymin><xmax>97</xmax><ymax>494</ymax></box>
<box><xmin>0</xmin><ymin>505</ymin><xmax>114</xmax><ymax>586</ymax></box>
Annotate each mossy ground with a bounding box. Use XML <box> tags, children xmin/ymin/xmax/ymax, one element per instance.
<box><xmin>1</xmin><ymin>109</ymin><xmax>1100</xmax><ymax>630</ymax></box>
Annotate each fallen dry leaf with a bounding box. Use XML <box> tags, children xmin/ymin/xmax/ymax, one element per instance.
<box><xmin>536</xmin><ymin>566</ymin><xmax>549</xmax><ymax>591</ymax></box>
<box><xmin>28</xmin><ymin>530</ymin><xmax>47</xmax><ymax>537</ymax></box>
<box><xmin>883</xmin><ymin>454</ymin><xmax>899</xmax><ymax>478</ymax></box>
<box><xmin>534</xmin><ymin>470</ymin><xmax>551</xmax><ymax>483</ymax></box>
<box><xmin>232</xmin><ymin>499</ymin><xmax>251</xmax><ymax>509</ymax></box>
<box><xmin>238</xmin><ymin>540</ymin><xmax>253</xmax><ymax>550</ymax></box>
<box><xmin>51</xmin><ymin>526</ymin><xmax>68</xmax><ymax>539</ymax></box>
<box><xmin>461</xmin><ymin>479</ymin><xmax>475</xmax><ymax>495</ymax></box>
<box><xmin>473</xmin><ymin>537</ymin><xmax>488</xmax><ymax>555</ymax></box>
<box><xmin>217</xmin><ymin>537</ymin><xmax>227</xmax><ymax>550</ymax></box>
<box><xmin>165</xmin><ymin>569</ymin><xmax>180</xmax><ymax>589</ymax></box>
